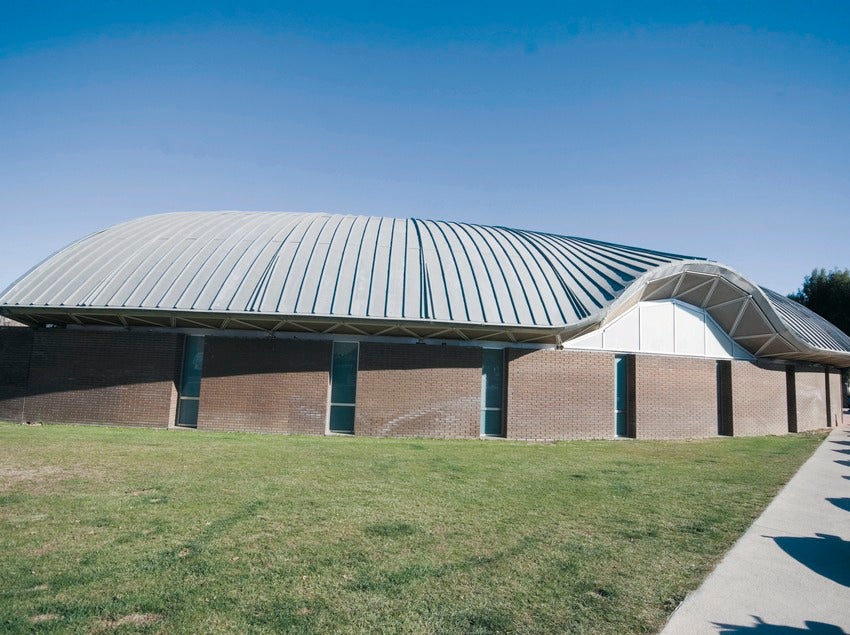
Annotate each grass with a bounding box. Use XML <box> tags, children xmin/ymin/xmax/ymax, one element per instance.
<box><xmin>0</xmin><ymin>423</ymin><xmax>825</xmax><ymax>634</ymax></box>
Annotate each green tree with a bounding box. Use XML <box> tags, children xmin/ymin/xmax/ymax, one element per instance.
<box><xmin>788</xmin><ymin>268</ymin><xmax>850</xmax><ymax>337</ymax></box>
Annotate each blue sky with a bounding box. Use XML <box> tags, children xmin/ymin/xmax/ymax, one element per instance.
<box><xmin>1</xmin><ymin>2</ymin><xmax>848</xmax><ymax>294</ymax></box>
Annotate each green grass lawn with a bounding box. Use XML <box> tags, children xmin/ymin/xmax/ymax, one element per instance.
<box><xmin>0</xmin><ymin>423</ymin><xmax>825</xmax><ymax>634</ymax></box>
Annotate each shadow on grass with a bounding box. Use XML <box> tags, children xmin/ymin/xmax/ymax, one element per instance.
<box><xmin>137</xmin><ymin>499</ymin><xmax>267</xmax><ymax>574</ymax></box>
<box><xmin>347</xmin><ymin>534</ymin><xmax>540</xmax><ymax>594</ymax></box>
<box><xmin>714</xmin><ymin>615</ymin><xmax>848</xmax><ymax>634</ymax></box>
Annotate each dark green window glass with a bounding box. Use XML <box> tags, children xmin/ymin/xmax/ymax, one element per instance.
<box><xmin>177</xmin><ymin>399</ymin><xmax>200</xmax><ymax>427</ymax></box>
<box><xmin>482</xmin><ymin>348</ymin><xmax>504</xmax><ymax>409</ymax></box>
<box><xmin>177</xmin><ymin>336</ymin><xmax>204</xmax><ymax>428</ymax></box>
<box><xmin>180</xmin><ymin>336</ymin><xmax>205</xmax><ymax>398</ymax></box>
<box><xmin>615</xmin><ymin>355</ymin><xmax>628</xmax><ymax>437</ymax></box>
<box><xmin>330</xmin><ymin>342</ymin><xmax>358</xmax><ymax>405</ymax></box>
<box><xmin>329</xmin><ymin>342</ymin><xmax>358</xmax><ymax>434</ymax></box>
<box><xmin>480</xmin><ymin>348</ymin><xmax>505</xmax><ymax>437</ymax></box>
<box><xmin>329</xmin><ymin>405</ymin><xmax>355</xmax><ymax>434</ymax></box>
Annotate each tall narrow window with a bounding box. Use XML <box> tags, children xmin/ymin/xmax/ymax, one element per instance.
<box><xmin>177</xmin><ymin>335</ymin><xmax>205</xmax><ymax>427</ymax></box>
<box><xmin>481</xmin><ymin>348</ymin><xmax>505</xmax><ymax>437</ymax></box>
<box><xmin>786</xmin><ymin>366</ymin><xmax>798</xmax><ymax>433</ymax></box>
<box><xmin>717</xmin><ymin>360</ymin><xmax>733</xmax><ymax>436</ymax></box>
<box><xmin>329</xmin><ymin>341</ymin><xmax>358</xmax><ymax>434</ymax></box>
<box><xmin>614</xmin><ymin>355</ymin><xmax>630</xmax><ymax>437</ymax></box>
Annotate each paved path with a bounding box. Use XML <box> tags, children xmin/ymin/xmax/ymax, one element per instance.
<box><xmin>660</xmin><ymin>421</ymin><xmax>850</xmax><ymax>634</ymax></box>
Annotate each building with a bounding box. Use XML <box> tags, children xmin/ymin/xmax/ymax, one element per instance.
<box><xmin>0</xmin><ymin>211</ymin><xmax>847</xmax><ymax>439</ymax></box>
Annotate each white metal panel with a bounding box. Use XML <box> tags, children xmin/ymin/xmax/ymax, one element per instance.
<box><xmin>674</xmin><ymin>303</ymin><xmax>707</xmax><ymax>357</ymax></box>
<box><xmin>603</xmin><ymin>306</ymin><xmax>640</xmax><ymax>351</ymax></box>
<box><xmin>567</xmin><ymin>329</ymin><xmax>604</xmax><ymax>350</ymax></box>
<box><xmin>706</xmin><ymin>315</ymin><xmax>737</xmax><ymax>358</ymax></box>
<box><xmin>640</xmin><ymin>302</ymin><xmax>675</xmax><ymax>353</ymax></box>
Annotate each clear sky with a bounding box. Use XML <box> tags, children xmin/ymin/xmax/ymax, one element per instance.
<box><xmin>1</xmin><ymin>2</ymin><xmax>848</xmax><ymax>295</ymax></box>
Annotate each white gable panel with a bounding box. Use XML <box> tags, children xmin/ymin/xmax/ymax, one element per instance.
<box><xmin>566</xmin><ymin>300</ymin><xmax>753</xmax><ymax>360</ymax></box>
<box><xmin>674</xmin><ymin>303</ymin><xmax>707</xmax><ymax>357</ymax></box>
<box><xmin>706</xmin><ymin>316</ymin><xmax>736</xmax><ymax>358</ymax></box>
<box><xmin>639</xmin><ymin>302</ymin><xmax>674</xmax><ymax>353</ymax></box>
<box><xmin>602</xmin><ymin>306</ymin><xmax>640</xmax><ymax>351</ymax></box>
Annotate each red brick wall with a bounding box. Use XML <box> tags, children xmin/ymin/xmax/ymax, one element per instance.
<box><xmin>197</xmin><ymin>337</ymin><xmax>331</xmax><ymax>434</ymax></box>
<box><xmin>828</xmin><ymin>369</ymin><xmax>843</xmax><ymax>428</ymax></box>
<box><xmin>795</xmin><ymin>366</ymin><xmax>828</xmax><ymax>431</ymax></box>
<box><xmin>506</xmin><ymin>349</ymin><xmax>615</xmax><ymax>441</ymax></box>
<box><xmin>0</xmin><ymin>328</ymin><xmax>34</xmax><ymax>422</ymax></box>
<box><xmin>634</xmin><ymin>355</ymin><xmax>717</xmax><ymax>439</ymax></box>
<box><xmin>355</xmin><ymin>342</ymin><xmax>481</xmax><ymax>438</ymax></box>
<box><xmin>24</xmin><ymin>329</ymin><xmax>180</xmax><ymax>427</ymax></box>
<box><xmin>729</xmin><ymin>361</ymin><xmax>788</xmax><ymax>436</ymax></box>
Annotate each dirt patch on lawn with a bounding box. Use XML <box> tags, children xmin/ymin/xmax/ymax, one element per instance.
<box><xmin>0</xmin><ymin>464</ymin><xmax>103</xmax><ymax>493</ymax></box>
<box><xmin>95</xmin><ymin>613</ymin><xmax>163</xmax><ymax>629</ymax></box>
<box><xmin>0</xmin><ymin>466</ymin><xmax>64</xmax><ymax>493</ymax></box>
<box><xmin>29</xmin><ymin>613</ymin><xmax>61</xmax><ymax>623</ymax></box>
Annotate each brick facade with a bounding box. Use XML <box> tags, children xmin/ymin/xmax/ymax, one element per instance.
<box><xmin>506</xmin><ymin>349</ymin><xmax>615</xmax><ymax>440</ymax></box>
<box><xmin>828</xmin><ymin>370</ymin><xmax>843</xmax><ymax>428</ymax></box>
<box><xmin>0</xmin><ymin>327</ymin><xmax>842</xmax><ymax>439</ymax></box>
<box><xmin>197</xmin><ymin>337</ymin><xmax>331</xmax><ymax>434</ymax></box>
<box><xmin>795</xmin><ymin>366</ymin><xmax>828</xmax><ymax>431</ymax></box>
<box><xmin>24</xmin><ymin>330</ymin><xmax>180</xmax><ymax>427</ymax></box>
<box><xmin>0</xmin><ymin>327</ymin><xmax>33</xmax><ymax>421</ymax></box>
<box><xmin>729</xmin><ymin>361</ymin><xmax>788</xmax><ymax>436</ymax></box>
<box><xmin>355</xmin><ymin>342</ymin><xmax>481</xmax><ymax>438</ymax></box>
<box><xmin>634</xmin><ymin>355</ymin><xmax>717</xmax><ymax>439</ymax></box>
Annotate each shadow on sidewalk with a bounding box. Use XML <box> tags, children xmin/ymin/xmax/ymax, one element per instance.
<box><xmin>714</xmin><ymin>616</ymin><xmax>848</xmax><ymax>634</ymax></box>
<box><xmin>769</xmin><ymin>533</ymin><xmax>850</xmax><ymax>587</ymax></box>
<box><xmin>826</xmin><ymin>497</ymin><xmax>850</xmax><ymax>513</ymax></box>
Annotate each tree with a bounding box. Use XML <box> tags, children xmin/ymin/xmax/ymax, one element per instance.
<box><xmin>789</xmin><ymin>268</ymin><xmax>850</xmax><ymax>399</ymax></box>
<box><xmin>788</xmin><ymin>268</ymin><xmax>850</xmax><ymax>337</ymax></box>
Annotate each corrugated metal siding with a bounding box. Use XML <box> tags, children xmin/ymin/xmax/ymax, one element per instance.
<box><xmin>0</xmin><ymin>211</ymin><xmax>694</xmax><ymax>328</ymax></box>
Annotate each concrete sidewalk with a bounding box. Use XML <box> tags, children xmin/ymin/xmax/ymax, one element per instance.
<box><xmin>661</xmin><ymin>421</ymin><xmax>850</xmax><ymax>634</ymax></box>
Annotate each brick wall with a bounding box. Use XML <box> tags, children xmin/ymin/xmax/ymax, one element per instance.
<box><xmin>356</xmin><ymin>342</ymin><xmax>481</xmax><ymax>438</ymax></box>
<box><xmin>506</xmin><ymin>349</ymin><xmax>615</xmax><ymax>441</ymax></box>
<box><xmin>25</xmin><ymin>329</ymin><xmax>180</xmax><ymax>427</ymax></box>
<box><xmin>635</xmin><ymin>355</ymin><xmax>717</xmax><ymax>439</ymax></box>
<box><xmin>0</xmin><ymin>328</ymin><xmax>34</xmax><ymax>421</ymax></box>
<box><xmin>795</xmin><ymin>366</ymin><xmax>828</xmax><ymax>431</ymax></box>
<box><xmin>197</xmin><ymin>337</ymin><xmax>331</xmax><ymax>434</ymax></box>
<box><xmin>729</xmin><ymin>360</ymin><xmax>788</xmax><ymax>436</ymax></box>
<box><xmin>828</xmin><ymin>369</ymin><xmax>843</xmax><ymax>428</ymax></box>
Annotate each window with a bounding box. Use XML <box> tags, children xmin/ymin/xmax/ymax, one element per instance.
<box><xmin>614</xmin><ymin>355</ymin><xmax>627</xmax><ymax>436</ymax></box>
<box><xmin>177</xmin><ymin>335</ymin><xmax>204</xmax><ymax>427</ymax></box>
<box><xmin>481</xmin><ymin>348</ymin><xmax>505</xmax><ymax>437</ymax></box>
<box><xmin>614</xmin><ymin>355</ymin><xmax>631</xmax><ymax>437</ymax></box>
<box><xmin>329</xmin><ymin>342</ymin><xmax>358</xmax><ymax>434</ymax></box>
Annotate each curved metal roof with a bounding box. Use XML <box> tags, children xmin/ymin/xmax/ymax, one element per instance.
<box><xmin>0</xmin><ymin>211</ymin><xmax>693</xmax><ymax>326</ymax></box>
<box><xmin>1</xmin><ymin>211</ymin><xmax>848</xmax><ymax>366</ymax></box>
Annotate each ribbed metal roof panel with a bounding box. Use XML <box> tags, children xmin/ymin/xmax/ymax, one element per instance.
<box><xmin>1</xmin><ymin>211</ymin><xmax>700</xmax><ymax>328</ymax></box>
<box><xmin>762</xmin><ymin>287</ymin><xmax>850</xmax><ymax>353</ymax></box>
<box><xmin>3</xmin><ymin>211</ymin><xmax>850</xmax><ymax>363</ymax></box>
